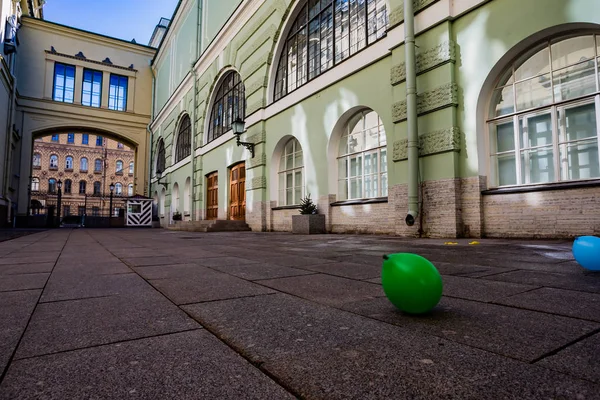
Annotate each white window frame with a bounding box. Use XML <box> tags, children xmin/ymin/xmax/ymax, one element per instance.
<box><xmin>278</xmin><ymin>138</ymin><xmax>304</xmax><ymax>206</ymax></box>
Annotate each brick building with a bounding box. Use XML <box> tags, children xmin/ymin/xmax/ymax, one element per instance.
<box><xmin>30</xmin><ymin>133</ymin><xmax>135</xmax><ymax>217</ymax></box>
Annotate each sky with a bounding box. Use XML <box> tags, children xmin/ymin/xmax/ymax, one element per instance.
<box><xmin>43</xmin><ymin>0</ymin><xmax>180</xmax><ymax>45</ymax></box>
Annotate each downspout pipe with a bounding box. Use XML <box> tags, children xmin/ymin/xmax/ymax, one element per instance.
<box><xmin>147</xmin><ymin>61</ymin><xmax>156</xmax><ymax>199</ymax></box>
<box><xmin>190</xmin><ymin>0</ymin><xmax>201</xmax><ymax>221</ymax></box>
<box><xmin>404</xmin><ymin>0</ymin><xmax>419</xmax><ymax>226</ymax></box>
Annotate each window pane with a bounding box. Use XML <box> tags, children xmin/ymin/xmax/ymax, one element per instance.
<box><xmin>364</xmin><ymin>174</ymin><xmax>373</xmax><ymax>198</ymax></box>
<box><xmin>365</xmin><ymin>127</ymin><xmax>379</xmax><ymax>150</ymax></box>
<box><xmin>349</xmin><ymin>178</ymin><xmax>362</xmax><ymax>199</ymax></box>
<box><xmin>491</xmin><ymin>121</ymin><xmax>515</xmax><ymax>153</ymax></box>
<box><xmin>286</xmin><ymin>189</ymin><xmax>293</xmax><ymax>205</ymax></box>
<box><xmin>349</xmin><ymin>155</ymin><xmax>362</xmax><ymax>177</ymax></box>
<box><xmin>491</xmin><ymin>85</ymin><xmax>515</xmax><ymax>117</ymax></box>
<box><xmin>294</xmin><ymin>150</ymin><xmax>303</xmax><ymax>168</ymax></box>
<box><xmin>514</xmin><ymin>46</ymin><xmax>550</xmax><ymax>81</ymax></box>
<box><xmin>348</xmin><ymin>132</ymin><xmax>363</xmax><ymax>153</ymax></box>
<box><xmin>515</xmin><ymin>74</ymin><xmax>552</xmax><ymax>111</ymax></box>
<box><xmin>551</xmin><ymin>36</ymin><xmax>595</xmax><ymax>70</ymax></box>
<box><xmin>493</xmin><ymin>153</ymin><xmax>517</xmax><ymax>186</ymax></box>
<box><xmin>286</xmin><ymin>155</ymin><xmax>294</xmax><ymax>170</ymax></box>
<box><xmin>320</xmin><ymin>5</ymin><xmax>334</xmax><ymax>72</ymax></box>
<box><xmin>553</xmin><ymin>61</ymin><xmax>597</xmax><ymax>102</ymax></box>
<box><xmin>338</xmin><ymin>179</ymin><xmax>348</xmax><ymax>200</ymax></box>
<box><xmin>520</xmin><ymin>113</ymin><xmax>552</xmax><ymax>149</ymax></box>
<box><xmin>561</xmin><ymin>103</ymin><xmax>597</xmax><ymax>142</ymax></box>
<box><xmin>521</xmin><ymin>146</ymin><xmax>555</xmax><ymax>184</ymax></box>
<box><xmin>381</xmin><ymin>172</ymin><xmax>388</xmax><ymax>196</ymax></box>
<box><xmin>560</xmin><ymin>139</ymin><xmax>599</xmax><ymax>180</ymax></box>
<box><xmin>380</xmin><ymin>149</ymin><xmax>387</xmax><ymax>172</ymax></box>
<box><xmin>338</xmin><ymin>157</ymin><xmax>348</xmax><ymax>179</ymax></box>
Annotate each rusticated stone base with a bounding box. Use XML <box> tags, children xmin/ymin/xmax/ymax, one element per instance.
<box><xmin>292</xmin><ymin>214</ymin><xmax>326</xmax><ymax>234</ymax></box>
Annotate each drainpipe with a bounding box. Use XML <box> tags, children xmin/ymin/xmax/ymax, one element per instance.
<box><xmin>190</xmin><ymin>0</ymin><xmax>201</xmax><ymax>221</ymax></box>
<box><xmin>4</xmin><ymin>53</ymin><xmax>17</xmax><ymax>223</ymax></box>
<box><xmin>147</xmin><ymin>61</ymin><xmax>156</xmax><ymax>199</ymax></box>
<box><xmin>404</xmin><ymin>0</ymin><xmax>419</xmax><ymax>227</ymax></box>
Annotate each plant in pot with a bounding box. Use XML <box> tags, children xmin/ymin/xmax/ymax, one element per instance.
<box><xmin>172</xmin><ymin>211</ymin><xmax>182</xmax><ymax>221</ymax></box>
<box><xmin>292</xmin><ymin>194</ymin><xmax>325</xmax><ymax>234</ymax></box>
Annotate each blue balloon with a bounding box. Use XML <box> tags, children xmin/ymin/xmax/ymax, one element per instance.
<box><xmin>572</xmin><ymin>236</ymin><xmax>600</xmax><ymax>271</ymax></box>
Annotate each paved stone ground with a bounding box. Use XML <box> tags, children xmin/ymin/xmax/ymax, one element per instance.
<box><xmin>0</xmin><ymin>229</ymin><xmax>599</xmax><ymax>399</ymax></box>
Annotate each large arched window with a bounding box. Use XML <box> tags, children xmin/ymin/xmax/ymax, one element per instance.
<box><xmin>80</xmin><ymin>157</ymin><xmax>88</xmax><ymax>171</ymax></box>
<box><xmin>156</xmin><ymin>139</ymin><xmax>166</xmax><ymax>174</ymax></box>
<box><xmin>278</xmin><ymin>138</ymin><xmax>304</xmax><ymax>205</ymax></box>
<box><xmin>488</xmin><ymin>34</ymin><xmax>600</xmax><ymax>187</ymax></box>
<box><xmin>184</xmin><ymin>177</ymin><xmax>191</xmax><ymax>213</ymax></box>
<box><xmin>274</xmin><ymin>0</ymin><xmax>388</xmax><ymax>101</ymax></box>
<box><xmin>337</xmin><ymin>110</ymin><xmax>387</xmax><ymax>200</ymax></box>
<box><xmin>172</xmin><ymin>182</ymin><xmax>180</xmax><ymax>212</ymax></box>
<box><xmin>175</xmin><ymin>114</ymin><xmax>191</xmax><ymax>163</ymax></box>
<box><xmin>48</xmin><ymin>178</ymin><xmax>57</xmax><ymax>193</ymax></box>
<box><xmin>208</xmin><ymin>71</ymin><xmax>245</xmax><ymax>143</ymax></box>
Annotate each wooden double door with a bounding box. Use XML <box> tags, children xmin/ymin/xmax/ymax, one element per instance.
<box><xmin>205</xmin><ymin>163</ymin><xmax>246</xmax><ymax>221</ymax></box>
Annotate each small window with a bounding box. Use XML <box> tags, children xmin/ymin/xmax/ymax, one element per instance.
<box><xmin>51</xmin><ymin>134</ymin><xmax>59</xmax><ymax>142</ymax></box>
<box><xmin>93</xmin><ymin>181</ymin><xmax>101</xmax><ymax>195</ymax></box>
<box><xmin>82</xmin><ymin>134</ymin><xmax>89</xmax><ymax>145</ymax></box>
<box><xmin>50</xmin><ymin>155</ymin><xmax>58</xmax><ymax>169</ymax></box>
<box><xmin>128</xmin><ymin>183</ymin><xmax>134</xmax><ymax>196</ymax></box>
<box><xmin>65</xmin><ymin>156</ymin><xmax>73</xmax><ymax>170</ymax></box>
<box><xmin>129</xmin><ymin>161</ymin><xmax>134</xmax><ymax>174</ymax></box>
<box><xmin>64</xmin><ymin>179</ymin><xmax>72</xmax><ymax>194</ymax></box>
<box><xmin>115</xmin><ymin>182</ymin><xmax>123</xmax><ymax>195</ymax></box>
<box><xmin>82</xmin><ymin>69</ymin><xmax>102</xmax><ymax>107</ymax></box>
<box><xmin>53</xmin><ymin>63</ymin><xmax>75</xmax><ymax>103</ymax></box>
<box><xmin>79</xmin><ymin>180</ymin><xmax>86</xmax><ymax>194</ymax></box>
<box><xmin>96</xmin><ymin>136</ymin><xmax>103</xmax><ymax>146</ymax></box>
<box><xmin>92</xmin><ymin>206</ymin><xmax>100</xmax><ymax>216</ymax></box>
<box><xmin>95</xmin><ymin>159</ymin><xmax>103</xmax><ymax>172</ymax></box>
<box><xmin>80</xmin><ymin>157</ymin><xmax>88</xmax><ymax>171</ymax></box>
<box><xmin>32</xmin><ymin>153</ymin><xmax>41</xmax><ymax>167</ymax></box>
<box><xmin>67</xmin><ymin>133</ymin><xmax>74</xmax><ymax>143</ymax></box>
<box><xmin>48</xmin><ymin>178</ymin><xmax>57</xmax><ymax>193</ymax></box>
<box><xmin>116</xmin><ymin>160</ymin><xmax>123</xmax><ymax>173</ymax></box>
<box><xmin>108</xmin><ymin>74</ymin><xmax>128</xmax><ymax>111</ymax></box>
<box><xmin>31</xmin><ymin>177</ymin><xmax>40</xmax><ymax>191</ymax></box>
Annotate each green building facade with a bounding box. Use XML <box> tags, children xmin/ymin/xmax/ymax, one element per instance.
<box><xmin>150</xmin><ymin>0</ymin><xmax>600</xmax><ymax>238</ymax></box>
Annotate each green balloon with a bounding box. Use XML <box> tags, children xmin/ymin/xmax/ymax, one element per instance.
<box><xmin>381</xmin><ymin>253</ymin><xmax>443</xmax><ymax>314</ymax></box>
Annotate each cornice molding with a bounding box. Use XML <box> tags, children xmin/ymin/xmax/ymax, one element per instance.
<box><xmin>45</xmin><ymin>50</ymin><xmax>138</xmax><ymax>73</ymax></box>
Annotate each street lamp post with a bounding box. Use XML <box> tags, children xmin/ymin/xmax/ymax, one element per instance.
<box><xmin>109</xmin><ymin>183</ymin><xmax>115</xmax><ymax>224</ymax></box>
<box><xmin>56</xmin><ymin>179</ymin><xmax>63</xmax><ymax>228</ymax></box>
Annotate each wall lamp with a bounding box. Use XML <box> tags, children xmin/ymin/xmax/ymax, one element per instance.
<box><xmin>232</xmin><ymin>117</ymin><xmax>255</xmax><ymax>158</ymax></box>
<box><xmin>155</xmin><ymin>170</ymin><xmax>168</xmax><ymax>188</ymax></box>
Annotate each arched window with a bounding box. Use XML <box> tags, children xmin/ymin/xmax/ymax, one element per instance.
<box><xmin>65</xmin><ymin>156</ymin><xmax>73</xmax><ymax>170</ymax></box>
<box><xmin>172</xmin><ymin>182</ymin><xmax>180</xmax><ymax>212</ymax></box>
<box><xmin>48</xmin><ymin>178</ymin><xmax>57</xmax><ymax>193</ymax></box>
<box><xmin>95</xmin><ymin>159</ymin><xmax>102</xmax><ymax>172</ymax></box>
<box><xmin>278</xmin><ymin>138</ymin><xmax>304</xmax><ymax>205</ymax></box>
<box><xmin>488</xmin><ymin>34</ymin><xmax>600</xmax><ymax>187</ymax></box>
<box><xmin>208</xmin><ymin>71</ymin><xmax>245</xmax><ymax>143</ymax></box>
<box><xmin>93</xmin><ymin>181</ymin><xmax>101</xmax><ymax>195</ymax></box>
<box><xmin>79</xmin><ymin>180</ymin><xmax>87</xmax><ymax>194</ymax></box>
<box><xmin>50</xmin><ymin>155</ymin><xmax>58</xmax><ymax>169</ymax></box>
<box><xmin>175</xmin><ymin>114</ymin><xmax>192</xmax><ymax>163</ymax></box>
<box><xmin>116</xmin><ymin>160</ymin><xmax>123</xmax><ymax>174</ymax></box>
<box><xmin>115</xmin><ymin>183</ymin><xmax>123</xmax><ymax>195</ymax></box>
<box><xmin>80</xmin><ymin>157</ymin><xmax>88</xmax><ymax>171</ymax></box>
<box><xmin>160</xmin><ymin>187</ymin><xmax>166</xmax><ymax>215</ymax></box>
<box><xmin>338</xmin><ymin>110</ymin><xmax>387</xmax><ymax>200</ymax></box>
<box><xmin>31</xmin><ymin>177</ymin><xmax>40</xmax><ymax>192</ymax></box>
<box><xmin>64</xmin><ymin>179</ymin><xmax>72</xmax><ymax>194</ymax></box>
<box><xmin>32</xmin><ymin>153</ymin><xmax>41</xmax><ymax>167</ymax></box>
<box><xmin>156</xmin><ymin>139</ymin><xmax>166</xmax><ymax>174</ymax></box>
<box><xmin>128</xmin><ymin>183</ymin><xmax>134</xmax><ymax>196</ymax></box>
<box><xmin>274</xmin><ymin>0</ymin><xmax>387</xmax><ymax>101</ymax></box>
<box><xmin>129</xmin><ymin>161</ymin><xmax>134</xmax><ymax>174</ymax></box>
<box><xmin>184</xmin><ymin>177</ymin><xmax>191</xmax><ymax>213</ymax></box>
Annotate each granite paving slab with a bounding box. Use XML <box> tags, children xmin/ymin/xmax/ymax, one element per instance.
<box><xmin>536</xmin><ymin>332</ymin><xmax>600</xmax><ymax>384</ymax></box>
<box><xmin>258</xmin><ymin>274</ymin><xmax>384</xmax><ymax>307</ymax></box>
<box><xmin>40</xmin><ymin>272</ymin><xmax>150</xmax><ymax>303</ymax></box>
<box><xmin>0</xmin><ymin>330</ymin><xmax>294</xmax><ymax>400</ymax></box>
<box><xmin>495</xmin><ymin>287</ymin><xmax>600</xmax><ymax>322</ymax></box>
<box><xmin>0</xmin><ymin>262</ymin><xmax>55</xmax><ymax>276</ymax></box>
<box><xmin>0</xmin><ymin>290</ymin><xmax>40</xmax><ymax>376</ymax></box>
<box><xmin>0</xmin><ymin>255</ymin><xmax>59</xmax><ymax>265</ymax></box>
<box><xmin>121</xmin><ymin>255</ymin><xmax>192</xmax><ymax>267</ymax></box>
<box><xmin>148</xmin><ymin>269</ymin><xmax>276</xmax><ymax>305</ymax></box>
<box><xmin>52</xmin><ymin>261</ymin><xmax>131</xmax><ymax>275</ymax></box>
<box><xmin>201</xmin><ymin>262</ymin><xmax>316</xmax><ymax>281</ymax></box>
<box><xmin>441</xmin><ymin>275</ymin><xmax>539</xmax><ymax>303</ymax></box>
<box><xmin>295</xmin><ymin>261</ymin><xmax>381</xmax><ymax>280</ymax></box>
<box><xmin>0</xmin><ymin>273</ymin><xmax>49</xmax><ymax>292</ymax></box>
<box><xmin>194</xmin><ymin>256</ymin><xmax>260</xmax><ymax>268</ymax></box>
<box><xmin>483</xmin><ymin>270</ymin><xmax>600</xmax><ymax>294</ymax></box>
<box><xmin>183</xmin><ymin>294</ymin><xmax>599</xmax><ymax>399</ymax></box>
<box><xmin>342</xmin><ymin>296</ymin><xmax>599</xmax><ymax>362</ymax></box>
<box><xmin>15</xmin><ymin>291</ymin><xmax>199</xmax><ymax>359</ymax></box>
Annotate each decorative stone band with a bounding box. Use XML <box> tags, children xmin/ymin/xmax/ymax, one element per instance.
<box><xmin>392</xmin><ymin>127</ymin><xmax>461</xmax><ymax>161</ymax></box>
<box><xmin>246</xmin><ymin>153</ymin><xmax>267</xmax><ymax>170</ymax></box>
<box><xmin>246</xmin><ymin>99</ymin><xmax>267</xmax><ymax>116</ymax></box>
<box><xmin>391</xmin><ymin>41</ymin><xmax>456</xmax><ymax>85</ymax></box>
<box><xmin>246</xmin><ymin>176</ymin><xmax>267</xmax><ymax>191</ymax></box>
<box><xmin>245</xmin><ymin>129</ymin><xmax>266</xmax><ymax>145</ymax></box>
<box><xmin>392</xmin><ymin>83</ymin><xmax>459</xmax><ymax>122</ymax></box>
<box><xmin>389</xmin><ymin>0</ymin><xmax>440</xmax><ymax>28</ymax></box>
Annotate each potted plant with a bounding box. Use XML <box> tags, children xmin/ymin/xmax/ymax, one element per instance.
<box><xmin>292</xmin><ymin>194</ymin><xmax>325</xmax><ymax>234</ymax></box>
<box><xmin>172</xmin><ymin>211</ymin><xmax>182</xmax><ymax>221</ymax></box>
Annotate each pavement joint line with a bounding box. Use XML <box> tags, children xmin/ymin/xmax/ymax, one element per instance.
<box><xmin>487</xmin><ymin>299</ymin><xmax>600</xmax><ymax>324</ymax></box>
<box><xmin>87</xmin><ymin>231</ymin><xmax>303</xmax><ymax>400</ymax></box>
<box><xmin>1</xmin><ymin>271</ymin><xmax>54</xmax><ymax>277</ymax></box>
<box><xmin>0</xmin><ymin>288</ymin><xmax>43</xmax><ymax>294</ymax></box>
<box><xmin>528</xmin><ymin>326</ymin><xmax>600</xmax><ymax>365</ymax></box>
<box><xmin>249</xmin><ymin>272</ymin><xmax>323</xmax><ymax>282</ymax></box>
<box><xmin>0</xmin><ymin>230</ymin><xmax>72</xmax><ymax>386</ymax></box>
<box><xmin>177</xmin><ymin>292</ymin><xmax>280</xmax><ymax>307</ymax></box>
<box><xmin>477</xmin><ymin>273</ymin><xmax>600</xmax><ymax>296</ymax></box>
<box><xmin>452</xmin><ymin>268</ymin><xmax>521</xmax><ymax>278</ymax></box>
<box><xmin>2</xmin><ymin>232</ymin><xmax>55</xmax><ymax>258</ymax></box>
<box><xmin>38</xmin><ymin>294</ymin><xmax>115</xmax><ymax>305</ymax></box>
<box><xmin>11</xmin><ymin>327</ymin><xmax>205</xmax><ymax>362</ymax></box>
